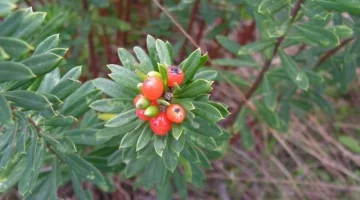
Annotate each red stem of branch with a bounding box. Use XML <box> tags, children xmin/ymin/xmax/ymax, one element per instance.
<box><xmin>179</xmin><ymin>0</ymin><xmax>201</xmax><ymax>60</ymax></box>
<box><xmin>315</xmin><ymin>37</ymin><xmax>354</xmax><ymax>67</ymax></box>
<box><xmin>225</xmin><ymin>0</ymin><xmax>305</xmax><ymax>126</ymax></box>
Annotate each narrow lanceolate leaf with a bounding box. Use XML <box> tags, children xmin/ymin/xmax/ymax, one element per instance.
<box><xmin>212</xmin><ymin>58</ymin><xmax>258</xmax><ymax>68</ymax></box>
<box><xmin>146</xmin><ymin>35</ymin><xmax>158</xmax><ymax>70</ymax></box>
<box><xmin>118</xmin><ymin>48</ymin><xmax>138</xmax><ymax>70</ymax></box>
<box><xmin>97</xmin><ymin>120</ymin><xmax>140</xmax><ymax>140</ymax></box>
<box><xmin>258</xmin><ymin>0</ymin><xmax>290</xmax><ymax>15</ymax></box>
<box><xmin>181</xmin><ymin>49</ymin><xmax>201</xmax><ymax>83</ymax></box>
<box><xmin>0</xmin><ymin>8</ymin><xmax>30</xmax><ymax>36</ymax></box>
<box><xmin>0</xmin><ymin>37</ymin><xmax>33</xmax><ymax>57</ymax></box>
<box><xmin>61</xmin><ymin>66</ymin><xmax>82</xmax><ymax>81</ymax></box>
<box><xmin>71</xmin><ymin>172</ymin><xmax>91</xmax><ymax>200</ymax></box>
<box><xmin>238</xmin><ymin>39</ymin><xmax>276</xmax><ymax>55</ymax></box>
<box><xmin>172</xmin><ymin>123</ymin><xmax>183</xmax><ymax>140</ymax></box>
<box><xmin>120</xmin><ymin>123</ymin><xmax>144</xmax><ymax>148</ymax></box>
<box><xmin>58</xmin><ymin>154</ymin><xmax>106</xmax><ymax>186</ymax></box>
<box><xmin>21</xmin><ymin>52</ymin><xmax>62</xmax><ymax>76</ymax></box>
<box><xmin>3</xmin><ymin>90</ymin><xmax>51</xmax><ymax>110</ymax></box>
<box><xmin>50</xmin><ymin>78</ymin><xmax>81</xmax><ymax>100</ymax></box>
<box><xmin>0</xmin><ymin>93</ymin><xmax>11</xmax><ymax>122</ymax></box>
<box><xmin>39</xmin><ymin>115</ymin><xmax>76</xmax><ymax>127</ymax></box>
<box><xmin>186</xmin><ymin>130</ymin><xmax>217</xmax><ymax>150</ymax></box>
<box><xmin>158</xmin><ymin>63</ymin><xmax>168</xmax><ymax>90</ymax></box>
<box><xmin>90</xmin><ymin>98</ymin><xmax>131</xmax><ymax>113</ymax></box>
<box><xmin>0</xmin><ymin>156</ymin><xmax>27</xmax><ymax>193</ymax></box>
<box><xmin>105</xmin><ymin>108</ymin><xmax>137</xmax><ymax>127</ymax></box>
<box><xmin>174</xmin><ymin>79</ymin><xmax>212</xmax><ymax>98</ymax></box>
<box><xmin>294</xmin><ymin>24</ymin><xmax>340</xmax><ymax>47</ymax></box>
<box><xmin>328</xmin><ymin>25</ymin><xmax>353</xmax><ymax>39</ymax></box>
<box><xmin>192</xmin><ymin>101</ymin><xmax>224</xmax><ymax>122</ymax></box>
<box><xmin>184</xmin><ymin>116</ymin><xmax>223</xmax><ymax>137</ymax></box>
<box><xmin>215</xmin><ymin>35</ymin><xmax>241</xmax><ymax>55</ymax></box>
<box><xmin>279</xmin><ymin>51</ymin><xmax>309</xmax><ymax>91</ymax></box>
<box><xmin>155</xmin><ymin>39</ymin><xmax>172</xmax><ymax>66</ymax></box>
<box><xmin>170</xmin><ymin>134</ymin><xmax>185</xmax><ymax>156</ymax></box>
<box><xmin>208</xmin><ymin>101</ymin><xmax>230</xmax><ymax>118</ymax></box>
<box><xmin>263</xmin><ymin>73</ymin><xmax>277</xmax><ymax>111</ymax></box>
<box><xmin>136</xmin><ymin>124</ymin><xmax>153</xmax><ymax>151</ymax></box>
<box><xmin>0</xmin><ymin>62</ymin><xmax>35</xmax><ymax>82</ymax></box>
<box><xmin>133</xmin><ymin>46</ymin><xmax>154</xmax><ymax>72</ymax></box>
<box><xmin>154</xmin><ymin>136</ymin><xmax>167</xmax><ymax>157</ymax></box>
<box><xmin>235</xmin><ymin>109</ymin><xmax>254</xmax><ymax>150</ymax></box>
<box><xmin>41</xmin><ymin>133</ymin><xmax>77</xmax><ymax>154</ymax></box>
<box><xmin>108</xmin><ymin>66</ymin><xmax>141</xmax><ymax>92</ymax></box>
<box><xmin>194</xmin><ymin>69</ymin><xmax>218</xmax><ymax>81</ymax></box>
<box><xmin>93</xmin><ymin>78</ymin><xmax>137</xmax><ymax>98</ymax></box>
<box><xmin>33</xmin><ymin>34</ymin><xmax>59</xmax><ymax>55</ymax></box>
<box><xmin>64</xmin><ymin>129</ymin><xmax>109</xmax><ymax>145</ymax></box>
<box><xmin>0</xmin><ymin>2</ymin><xmax>16</xmax><ymax>17</ymax></box>
<box><xmin>13</xmin><ymin>12</ymin><xmax>47</xmax><ymax>39</ymax></box>
<box><xmin>162</xmin><ymin>145</ymin><xmax>178</xmax><ymax>172</ymax></box>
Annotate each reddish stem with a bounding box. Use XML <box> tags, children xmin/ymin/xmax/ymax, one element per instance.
<box><xmin>315</xmin><ymin>37</ymin><xmax>354</xmax><ymax>67</ymax></box>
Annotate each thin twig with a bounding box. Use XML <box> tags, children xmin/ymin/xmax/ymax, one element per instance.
<box><xmin>315</xmin><ymin>37</ymin><xmax>354</xmax><ymax>67</ymax></box>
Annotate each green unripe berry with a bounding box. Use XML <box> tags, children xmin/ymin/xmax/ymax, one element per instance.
<box><xmin>137</xmin><ymin>83</ymin><xmax>143</xmax><ymax>91</ymax></box>
<box><xmin>144</xmin><ymin>106</ymin><xmax>160</xmax><ymax>117</ymax></box>
<box><xmin>135</xmin><ymin>97</ymin><xmax>151</xmax><ymax>109</ymax></box>
<box><xmin>147</xmin><ymin>71</ymin><xmax>162</xmax><ymax>78</ymax></box>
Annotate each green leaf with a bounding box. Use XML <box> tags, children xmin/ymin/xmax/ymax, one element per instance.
<box><xmin>0</xmin><ymin>36</ymin><xmax>33</xmax><ymax>57</ymax></box>
<box><xmin>235</xmin><ymin>109</ymin><xmax>254</xmax><ymax>150</ymax></box>
<box><xmin>194</xmin><ymin>69</ymin><xmax>218</xmax><ymax>81</ymax></box>
<box><xmin>279</xmin><ymin>51</ymin><xmax>309</xmax><ymax>91</ymax></box>
<box><xmin>61</xmin><ymin>66</ymin><xmax>82</xmax><ymax>81</ymax></box>
<box><xmin>174</xmin><ymin>79</ymin><xmax>212</xmax><ymax>98</ymax></box>
<box><xmin>215</xmin><ymin>35</ymin><xmax>241</xmax><ymax>55</ymax></box>
<box><xmin>97</xmin><ymin>119</ymin><xmax>141</xmax><ymax>139</ymax></box>
<box><xmin>0</xmin><ymin>156</ymin><xmax>27</xmax><ymax>193</ymax></box>
<box><xmin>117</xmin><ymin>48</ymin><xmax>138</xmax><ymax>70</ymax></box>
<box><xmin>0</xmin><ymin>93</ymin><xmax>11</xmax><ymax>122</ymax></box>
<box><xmin>0</xmin><ymin>62</ymin><xmax>35</xmax><ymax>82</ymax></box>
<box><xmin>328</xmin><ymin>25</ymin><xmax>353</xmax><ymax>39</ymax></box>
<box><xmin>263</xmin><ymin>73</ymin><xmax>277</xmax><ymax>111</ymax></box>
<box><xmin>339</xmin><ymin>136</ymin><xmax>360</xmax><ymax>154</ymax></box>
<box><xmin>158</xmin><ymin>63</ymin><xmax>168</xmax><ymax>90</ymax></box>
<box><xmin>3</xmin><ymin>90</ymin><xmax>51</xmax><ymax>110</ymax></box>
<box><xmin>315</xmin><ymin>0</ymin><xmax>360</xmax><ymax>15</ymax></box>
<box><xmin>64</xmin><ymin>129</ymin><xmax>109</xmax><ymax>145</ymax></box>
<box><xmin>41</xmin><ymin>133</ymin><xmax>77</xmax><ymax>154</ymax></box>
<box><xmin>172</xmin><ymin>99</ymin><xmax>195</xmax><ymax>111</ymax></box>
<box><xmin>119</xmin><ymin>123</ymin><xmax>144</xmax><ymax>148</ymax></box>
<box><xmin>173</xmin><ymin>170</ymin><xmax>188</xmax><ymax>199</ymax></box>
<box><xmin>108</xmin><ymin>149</ymin><xmax>123</xmax><ymax>166</ymax></box>
<box><xmin>71</xmin><ymin>171</ymin><xmax>91</xmax><ymax>200</ymax></box>
<box><xmin>18</xmin><ymin>137</ymin><xmax>45</xmax><ymax>195</ymax></box>
<box><xmin>172</xmin><ymin>123</ymin><xmax>183</xmax><ymax>140</ymax></box>
<box><xmin>108</xmin><ymin>66</ymin><xmax>141</xmax><ymax>92</ymax></box>
<box><xmin>93</xmin><ymin>78</ymin><xmax>136</xmax><ymax>98</ymax></box>
<box><xmin>58</xmin><ymin>154</ymin><xmax>106</xmax><ymax>186</ymax></box>
<box><xmin>0</xmin><ymin>8</ymin><xmax>30</xmax><ymax>36</ymax></box>
<box><xmin>195</xmin><ymin>146</ymin><xmax>212</xmax><ymax>169</ymax></box>
<box><xmin>154</xmin><ymin>135</ymin><xmax>167</xmax><ymax>157</ymax></box>
<box><xmin>50</xmin><ymin>78</ymin><xmax>81</xmax><ymax>100</ymax></box>
<box><xmin>125</xmin><ymin>157</ymin><xmax>149</xmax><ymax>178</ymax></box>
<box><xmin>212</xmin><ymin>58</ymin><xmax>258</xmax><ymax>68</ymax></box>
<box><xmin>33</xmin><ymin>34</ymin><xmax>59</xmax><ymax>55</ymax></box>
<box><xmin>170</xmin><ymin>134</ymin><xmax>185</xmax><ymax>156</ymax></box>
<box><xmin>238</xmin><ymin>39</ymin><xmax>276</xmax><ymax>55</ymax></box>
<box><xmin>258</xmin><ymin>0</ymin><xmax>290</xmax><ymax>14</ymax></box>
<box><xmin>13</xmin><ymin>12</ymin><xmax>47</xmax><ymax>39</ymax></box>
<box><xmin>192</xmin><ymin>101</ymin><xmax>224</xmax><ymax>122</ymax></box>
<box><xmin>136</xmin><ymin>124</ymin><xmax>153</xmax><ymax>151</ymax></box>
<box><xmin>209</xmin><ymin>101</ymin><xmax>230</xmax><ymax>118</ymax></box>
<box><xmin>133</xmin><ymin>46</ymin><xmax>154</xmax><ymax>72</ymax></box>
<box><xmin>162</xmin><ymin>145</ymin><xmax>178</xmax><ymax>172</ymax></box>
<box><xmin>294</xmin><ymin>24</ymin><xmax>340</xmax><ymax>47</ymax></box>
<box><xmin>156</xmin><ymin>39</ymin><xmax>172</xmax><ymax>66</ymax></box>
<box><xmin>184</xmin><ymin>116</ymin><xmax>223</xmax><ymax>137</ymax></box>
<box><xmin>0</xmin><ymin>2</ymin><xmax>16</xmax><ymax>16</ymax></box>
<box><xmin>186</xmin><ymin>130</ymin><xmax>217</xmax><ymax>150</ymax></box>
<box><xmin>21</xmin><ymin>52</ymin><xmax>62</xmax><ymax>76</ymax></box>
<box><xmin>90</xmin><ymin>98</ymin><xmax>131</xmax><ymax>113</ymax></box>
<box><xmin>146</xmin><ymin>35</ymin><xmax>158</xmax><ymax>71</ymax></box>
<box><xmin>105</xmin><ymin>108</ymin><xmax>137</xmax><ymax>127</ymax></box>
<box><xmin>181</xmin><ymin>49</ymin><xmax>201</xmax><ymax>83</ymax></box>
<box><xmin>257</xmin><ymin>102</ymin><xmax>287</xmax><ymax>131</ymax></box>
<box><xmin>39</xmin><ymin>115</ymin><xmax>76</xmax><ymax>127</ymax></box>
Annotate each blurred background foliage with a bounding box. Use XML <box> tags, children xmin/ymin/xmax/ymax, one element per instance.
<box><xmin>1</xmin><ymin>0</ymin><xmax>360</xmax><ymax>199</ymax></box>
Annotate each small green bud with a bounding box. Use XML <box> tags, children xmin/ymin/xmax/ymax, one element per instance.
<box><xmin>136</xmin><ymin>97</ymin><xmax>150</xmax><ymax>109</ymax></box>
<box><xmin>147</xmin><ymin>71</ymin><xmax>162</xmax><ymax>78</ymax></box>
<box><xmin>144</xmin><ymin>106</ymin><xmax>160</xmax><ymax>117</ymax></box>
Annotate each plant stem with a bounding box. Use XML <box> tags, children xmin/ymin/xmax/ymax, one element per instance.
<box><xmin>225</xmin><ymin>0</ymin><xmax>305</xmax><ymax>125</ymax></box>
<box><xmin>179</xmin><ymin>0</ymin><xmax>201</xmax><ymax>60</ymax></box>
<box><xmin>315</xmin><ymin>37</ymin><xmax>354</xmax><ymax>67</ymax></box>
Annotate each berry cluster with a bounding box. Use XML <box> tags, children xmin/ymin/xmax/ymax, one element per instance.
<box><xmin>133</xmin><ymin>66</ymin><xmax>186</xmax><ymax>136</ymax></box>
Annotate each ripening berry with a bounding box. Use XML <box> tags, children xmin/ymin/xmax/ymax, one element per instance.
<box><xmin>166</xmin><ymin>104</ymin><xmax>185</xmax><ymax>123</ymax></box>
<box><xmin>133</xmin><ymin>95</ymin><xmax>141</xmax><ymax>106</ymax></box>
<box><xmin>144</xmin><ymin>106</ymin><xmax>160</xmax><ymax>117</ymax></box>
<box><xmin>136</xmin><ymin>109</ymin><xmax>150</xmax><ymax>121</ymax></box>
<box><xmin>134</xmin><ymin>95</ymin><xmax>150</xmax><ymax>109</ymax></box>
<box><xmin>150</xmin><ymin>112</ymin><xmax>172</xmax><ymax>136</ymax></box>
<box><xmin>141</xmin><ymin>77</ymin><xmax>164</xmax><ymax>100</ymax></box>
<box><xmin>167</xmin><ymin>66</ymin><xmax>184</xmax><ymax>87</ymax></box>
<box><xmin>147</xmin><ymin>71</ymin><xmax>162</xmax><ymax>78</ymax></box>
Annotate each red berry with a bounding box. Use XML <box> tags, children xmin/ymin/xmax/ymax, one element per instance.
<box><xmin>149</xmin><ymin>112</ymin><xmax>172</xmax><ymax>136</ymax></box>
<box><xmin>167</xmin><ymin>66</ymin><xmax>184</xmax><ymax>87</ymax></box>
<box><xmin>166</xmin><ymin>104</ymin><xmax>186</xmax><ymax>123</ymax></box>
<box><xmin>136</xmin><ymin>109</ymin><xmax>150</xmax><ymax>121</ymax></box>
<box><xmin>141</xmin><ymin>77</ymin><xmax>164</xmax><ymax>100</ymax></box>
